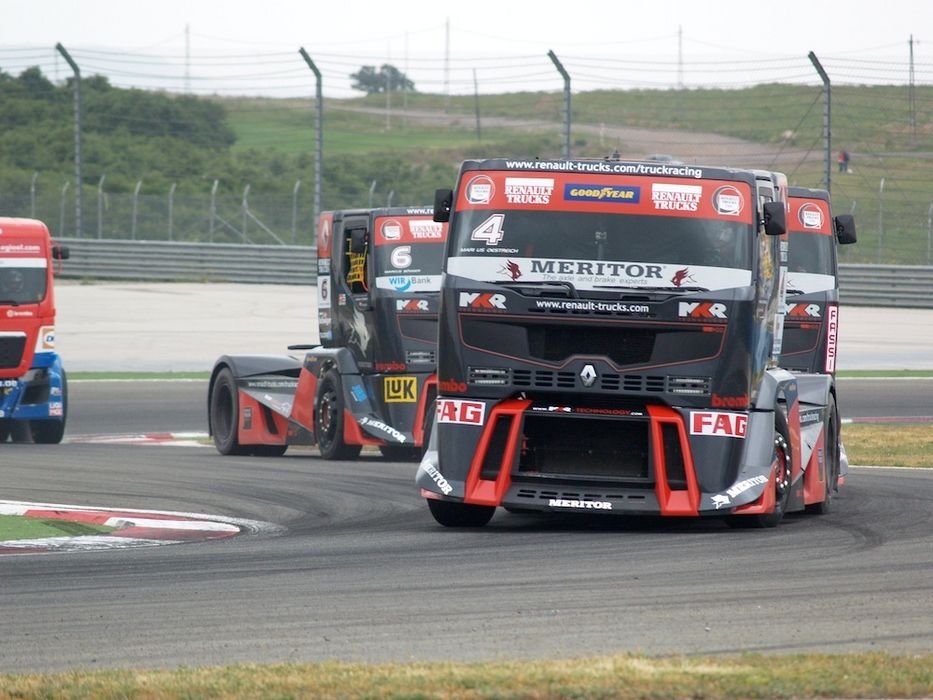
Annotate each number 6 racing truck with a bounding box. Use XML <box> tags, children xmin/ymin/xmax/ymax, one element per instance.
<box><xmin>208</xmin><ymin>207</ymin><xmax>447</xmax><ymax>460</ymax></box>
<box><xmin>416</xmin><ymin>158</ymin><xmax>844</xmax><ymax>528</ymax></box>
<box><xmin>0</xmin><ymin>217</ymin><xmax>70</xmax><ymax>444</ymax></box>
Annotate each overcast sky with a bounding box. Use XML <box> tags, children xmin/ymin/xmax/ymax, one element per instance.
<box><xmin>1</xmin><ymin>0</ymin><xmax>929</xmax><ymax>97</ymax></box>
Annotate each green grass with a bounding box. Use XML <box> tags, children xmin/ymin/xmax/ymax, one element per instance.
<box><xmin>0</xmin><ymin>514</ymin><xmax>115</xmax><ymax>540</ymax></box>
<box><xmin>0</xmin><ymin>652</ymin><xmax>930</xmax><ymax>699</ymax></box>
<box><xmin>218</xmin><ymin>84</ymin><xmax>933</xmax><ymax>263</ymax></box>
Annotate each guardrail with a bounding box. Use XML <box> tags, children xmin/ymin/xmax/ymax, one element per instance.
<box><xmin>56</xmin><ymin>238</ymin><xmax>933</xmax><ymax>308</ymax></box>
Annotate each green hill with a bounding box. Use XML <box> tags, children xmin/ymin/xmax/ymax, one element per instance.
<box><xmin>1</xmin><ymin>66</ymin><xmax>931</xmax><ymax>262</ymax></box>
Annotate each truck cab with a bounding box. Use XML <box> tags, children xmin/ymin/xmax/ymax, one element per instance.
<box><xmin>208</xmin><ymin>207</ymin><xmax>448</xmax><ymax>460</ymax></box>
<box><xmin>781</xmin><ymin>186</ymin><xmax>857</xmax><ymax>375</ymax></box>
<box><xmin>0</xmin><ymin>217</ymin><xmax>69</xmax><ymax>443</ymax></box>
<box><xmin>416</xmin><ymin>159</ymin><xmax>842</xmax><ymax>528</ymax></box>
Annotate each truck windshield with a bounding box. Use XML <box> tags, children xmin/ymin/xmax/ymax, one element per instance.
<box><xmin>373</xmin><ymin>217</ymin><xmax>447</xmax><ymax>293</ymax></box>
<box><xmin>0</xmin><ymin>265</ymin><xmax>47</xmax><ymax>304</ymax></box>
<box><xmin>787</xmin><ymin>232</ymin><xmax>833</xmax><ymax>275</ymax></box>
<box><xmin>448</xmin><ymin>210</ymin><xmax>753</xmax><ymax>292</ymax></box>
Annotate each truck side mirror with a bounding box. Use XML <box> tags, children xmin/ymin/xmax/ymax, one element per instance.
<box><xmin>349</xmin><ymin>229</ymin><xmax>368</xmax><ymax>254</ymax></box>
<box><xmin>52</xmin><ymin>244</ymin><xmax>70</xmax><ymax>260</ymax></box>
<box><xmin>834</xmin><ymin>214</ymin><xmax>857</xmax><ymax>245</ymax></box>
<box><xmin>762</xmin><ymin>201</ymin><xmax>786</xmax><ymax>236</ymax></box>
<box><xmin>433</xmin><ymin>189</ymin><xmax>452</xmax><ymax>223</ymax></box>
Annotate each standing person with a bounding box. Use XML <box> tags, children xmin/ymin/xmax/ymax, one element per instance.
<box><xmin>838</xmin><ymin>150</ymin><xmax>850</xmax><ymax>173</ymax></box>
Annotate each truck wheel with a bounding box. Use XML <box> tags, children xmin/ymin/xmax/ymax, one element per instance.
<box><xmin>427</xmin><ymin>499</ymin><xmax>495</xmax><ymax>527</ymax></box>
<box><xmin>315</xmin><ymin>369</ymin><xmax>362</xmax><ymax>460</ymax></box>
<box><xmin>807</xmin><ymin>399</ymin><xmax>839</xmax><ymax>515</ymax></box>
<box><xmin>209</xmin><ymin>367</ymin><xmax>248</xmax><ymax>455</ymax></box>
<box><xmin>379</xmin><ymin>445</ymin><xmax>421</xmax><ymax>462</ymax></box>
<box><xmin>727</xmin><ymin>414</ymin><xmax>791</xmax><ymax>529</ymax></box>
<box><xmin>31</xmin><ymin>369</ymin><xmax>68</xmax><ymax>444</ymax></box>
<box><xmin>0</xmin><ymin>420</ymin><xmax>11</xmax><ymax>443</ymax></box>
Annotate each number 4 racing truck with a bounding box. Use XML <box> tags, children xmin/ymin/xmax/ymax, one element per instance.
<box><xmin>208</xmin><ymin>207</ymin><xmax>447</xmax><ymax>460</ymax></box>
<box><xmin>416</xmin><ymin>158</ymin><xmax>848</xmax><ymax>528</ymax></box>
<box><xmin>0</xmin><ymin>217</ymin><xmax>70</xmax><ymax>444</ymax></box>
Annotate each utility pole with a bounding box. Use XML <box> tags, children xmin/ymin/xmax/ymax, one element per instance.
<box><xmin>55</xmin><ymin>43</ymin><xmax>82</xmax><ymax>237</ymax></box>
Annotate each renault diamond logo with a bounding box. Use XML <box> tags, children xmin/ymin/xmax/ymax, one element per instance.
<box><xmin>580</xmin><ymin>364</ymin><xmax>598</xmax><ymax>387</ymax></box>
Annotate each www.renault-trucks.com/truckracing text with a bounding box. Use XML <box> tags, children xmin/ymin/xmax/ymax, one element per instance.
<box><xmin>207</xmin><ymin>207</ymin><xmax>447</xmax><ymax>461</ymax></box>
<box><xmin>415</xmin><ymin>158</ymin><xmax>848</xmax><ymax>528</ymax></box>
<box><xmin>0</xmin><ymin>217</ymin><xmax>69</xmax><ymax>444</ymax></box>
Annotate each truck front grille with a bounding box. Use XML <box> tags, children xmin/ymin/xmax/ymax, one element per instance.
<box><xmin>0</xmin><ymin>334</ymin><xmax>27</xmax><ymax>369</ymax></box>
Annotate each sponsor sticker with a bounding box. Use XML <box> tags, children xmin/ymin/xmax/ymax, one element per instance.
<box><xmin>436</xmin><ymin>399</ymin><xmax>485</xmax><ymax>425</ymax></box>
<box><xmin>564</xmin><ymin>183</ymin><xmax>639</xmax><ymax>203</ymax></box>
<box><xmin>466</xmin><ymin>175</ymin><xmax>495</xmax><ymax>204</ymax></box>
<box><xmin>651</xmin><ymin>183</ymin><xmax>701</xmax><ymax>211</ymax></box>
<box><xmin>381</xmin><ymin>219</ymin><xmax>402</xmax><ymax>240</ymax></box>
<box><xmin>505</xmin><ymin>177</ymin><xmax>554</xmax><ymax>204</ymax></box>
<box><xmin>712</xmin><ymin>185</ymin><xmax>744</xmax><ymax>216</ymax></box>
<box><xmin>384</xmin><ymin>376</ymin><xmax>417</xmax><ymax>403</ymax></box>
<box><xmin>690</xmin><ymin>411</ymin><xmax>747</xmax><ymax>438</ymax></box>
<box><xmin>798</xmin><ymin>202</ymin><xmax>824</xmax><ymax>229</ymax></box>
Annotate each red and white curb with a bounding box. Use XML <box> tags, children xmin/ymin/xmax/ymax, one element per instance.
<box><xmin>65</xmin><ymin>431</ymin><xmax>210</xmax><ymax>446</ymax></box>
<box><xmin>0</xmin><ymin>500</ymin><xmax>283</xmax><ymax>555</ymax></box>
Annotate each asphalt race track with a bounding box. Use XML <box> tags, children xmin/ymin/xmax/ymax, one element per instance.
<box><xmin>0</xmin><ymin>284</ymin><xmax>930</xmax><ymax>673</ymax></box>
<box><xmin>0</xmin><ymin>379</ymin><xmax>930</xmax><ymax>673</ymax></box>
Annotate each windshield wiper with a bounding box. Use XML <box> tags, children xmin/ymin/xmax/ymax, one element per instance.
<box><xmin>493</xmin><ymin>280</ymin><xmax>577</xmax><ymax>297</ymax></box>
<box><xmin>0</xmin><ymin>299</ymin><xmax>20</xmax><ymax>306</ymax></box>
<box><xmin>595</xmin><ymin>285</ymin><xmax>709</xmax><ymax>293</ymax></box>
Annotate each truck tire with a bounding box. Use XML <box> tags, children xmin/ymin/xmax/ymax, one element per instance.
<box><xmin>806</xmin><ymin>398</ymin><xmax>839</xmax><ymax>515</ymax></box>
<box><xmin>209</xmin><ymin>366</ymin><xmax>249</xmax><ymax>455</ymax></box>
<box><xmin>30</xmin><ymin>369</ymin><xmax>67</xmax><ymax>444</ymax></box>
<box><xmin>315</xmin><ymin>369</ymin><xmax>362</xmax><ymax>460</ymax></box>
<box><xmin>427</xmin><ymin>499</ymin><xmax>495</xmax><ymax>527</ymax></box>
<box><xmin>0</xmin><ymin>419</ymin><xmax>11</xmax><ymax>443</ymax></box>
<box><xmin>728</xmin><ymin>412</ymin><xmax>791</xmax><ymax>529</ymax></box>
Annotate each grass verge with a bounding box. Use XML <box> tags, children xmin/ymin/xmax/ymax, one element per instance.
<box><xmin>0</xmin><ymin>514</ymin><xmax>116</xmax><ymax>539</ymax></box>
<box><xmin>0</xmin><ymin>652</ymin><xmax>930</xmax><ymax>699</ymax></box>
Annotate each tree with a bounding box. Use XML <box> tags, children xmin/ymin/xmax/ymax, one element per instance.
<box><xmin>350</xmin><ymin>64</ymin><xmax>415</xmax><ymax>95</ymax></box>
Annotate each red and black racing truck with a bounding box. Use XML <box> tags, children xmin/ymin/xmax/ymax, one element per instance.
<box><xmin>207</xmin><ymin>207</ymin><xmax>447</xmax><ymax>460</ymax></box>
<box><xmin>781</xmin><ymin>186</ymin><xmax>857</xmax><ymax>498</ymax></box>
<box><xmin>781</xmin><ymin>186</ymin><xmax>857</xmax><ymax>375</ymax></box>
<box><xmin>417</xmin><ymin>158</ymin><xmax>845</xmax><ymax>527</ymax></box>
<box><xmin>0</xmin><ymin>217</ymin><xmax>69</xmax><ymax>443</ymax></box>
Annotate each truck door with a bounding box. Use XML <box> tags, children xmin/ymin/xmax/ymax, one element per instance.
<box><xmin>331</xmin><ymin>214</ymin><xmax>375</xmax><ymax>365</ymax></box>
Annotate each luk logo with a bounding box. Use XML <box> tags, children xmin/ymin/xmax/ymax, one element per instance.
<box><xmin>436</xmin><ymin>399</ymin><xmax>485</xmax><ymax>425</ymax></box>
<box><xmin>458</xmin><ymin>292</ymin><xmax>506</xmax><ymax>309</ymax></box>
<box><xmin>690</xmin><ymin>411</ymin><xmax>747</xmax><ymax>438</ymax></box>
<box><xmin>678</xmin><ymin>301</ymin><xmax>727</xmax><ymax>319</ymax></box>
<box><xmin>384</xmin><ymin>376</ymin><xmax>416</xmax><ymax>403</ymax></box>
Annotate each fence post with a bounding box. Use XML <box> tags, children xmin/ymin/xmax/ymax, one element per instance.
<box><xmin>242</xmin><ymin>184</ymin><xmax>251</xmax><ymax>242</ymax></box>
<box><xmin>59</xmin><ymin>181</ymin><xmax>70</xmax><ymax>237</ymax></box>
<box><xmin>209</xmin><ymin>179</ymin><xmax>218</xmax><ymax>243</ymax></box>
<box><xmin>97</xmin><ymin>174</ymin><xmax>105</xmax><ymax>239</ymax></box>
<box><xmin>927</xmin><ymin>201</ymin><xmax>932</xmax><ymax>265</ymax></box>
<box><xmin>132</xmin><ymin>180</ymin><xmax>143</xmax><ymax>240</ymax></box>
<box><xmin>168</xmin><ymin>182</ymin><xmax>176</xmax><ymax>241</ymax></box>
<box><xmin>292</xmin><ymin>179</ymin><xmax>301</xmax><ymax>244</ymax></box>
<box><xmin>368</xmin><ymin>180</ymin><xmax>377</xmax><ymax>208</ymax></box>
<box><xmin>387</xmin><ymin>190</ymin><xmax>394</xmax><ymax>207</ymax></box>
<box><xmin>30</xmin><ymin>172</ymin><xmax>38</xmax><ymax>218</ymax></box>
<box><xmin>877</xmin><ymin>178</ymin><xmax>885</xmax><ymax>262</ymax></box>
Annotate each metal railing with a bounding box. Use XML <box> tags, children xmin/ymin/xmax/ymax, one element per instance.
<box><xmin>55</xmin><ymin>238</ymin><xmax>933</xmax><ymax>308</ymax></box>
